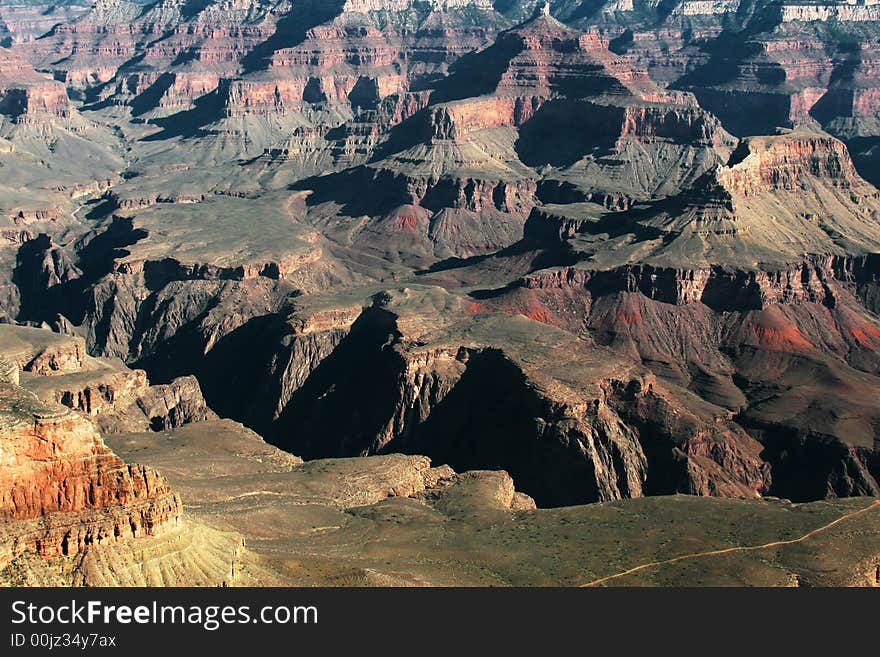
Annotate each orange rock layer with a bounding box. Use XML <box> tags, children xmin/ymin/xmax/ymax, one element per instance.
<box><xmin>0</xmin><ymin>382</ymin><xmax>181</xmax><ymax>563</ymax></box>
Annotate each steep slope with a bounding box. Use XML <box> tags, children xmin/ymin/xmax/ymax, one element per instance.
<box><xmin>0</xmin><ymin>324</ymin><xmax>215</xmax><ymax>433</ymax></box>
<box><xmin>0</xmin><ymin>2</ymin><xmax>90</xmax><ymax>46</ymax></box>
<box><xmin>471</xmin><ymin>131</ymin><xmax>880</xmax><ymax>500</ymax></box>
<box><xmin>0</xmin><ymin>357</ymin><xmax>181</xmax><ymax>564</ymax></box>
<box><xmin>0</xmin><ymin>1</ymin><xmax>877</xmax><ymax>528</ymax></box>
<box><xmin>150</xmin><ymin>285</ymin><xmax>772</xmax><ymax>506</ymax></box>
<box><xmin>5</xmin><ymin>388</ymin><xmax>879</xmax><ymax>587</ymax></box>
<box><xmin>293</xmin><ymin>8</ymin><xmax>734</xmax><ymax>263</ymax></box>
<box><xmin>0</xmin><ymin>46</ymin><xmax>123</xmax><ymax>206</ymax></box>
<box><xmin>673</xmin><ymin>3</ymin><xmax>880</xmax><ymax>135</ymax></box>
<box><xmin>0</xmin><ymin>46</ymin><xmax>126</xmax><ymax>320</ymax></box>
<box><xmin>0</xmin><ymin>323</ymin><xmax>262</xmax><ymax>586</ymax></box>
<box><xmin>562</xmin><ymin>130</ymin><xmax>880</xmax><ymax>267</ymax></box>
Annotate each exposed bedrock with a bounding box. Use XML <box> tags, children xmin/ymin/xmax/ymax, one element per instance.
<box><xmin>7</xmin><ymin>213</ymin><xmax>317</xmax><ymax>362</ymax></box>
<box><xmin>0</xmin><ymin>373</ymin><xmax>181</xmax><ymax>565</ymax></box>
<box><xmin>481</xmin><ymin>261</ymin><xmax>880</xmax><ymax>499</ymax></box>
<box><xmin>301</xmin><ymin>165</ymin><xmax>536</xmax><ymax>259</ymax></box>
<box><xmin>319</xmin><ymin>164</ymin><xmax>538</xmax><ymax>216</ymax></box>
<box><xmin>516</xmin><ymin>254</ymin><xmax>880</xmax><ymax>315</ymax></box>
<box><xmin>1</xmin><ymin>2</ymin><xmax>878</xmax><ymax>520</ymax></box>
<box><xmin>84</xmin><ymin>272</ymin><xmax>298</xmax><ymax>363</ymax></box>
<box><xmin>0</xmin><ymin>325</ymin><xmax>215</xmax><ymax>436</ymax></box>
<box><xmin>10</xmin><ymin>234</ymin><xmax>879</xmax><ymax>506</ymax></box>
<box><xmin>44</xmin><ymin>369</ymin><xmax>214</xmax><ymax>435</ymax></box>
<box><xmin>374</xmin><ymin>348</ymin><xmax>769</xmax><ymax>505</ymax></box>
<box><xmin>11</xmin><ymin>216</ymin><xmax>146</xmax><ymax>326</ymax></box>
<box><xmin>0</xmin><ymin>48</ymin><xmax>71</xmax><ymax>123</ymax></box>
<box><xmin>738</xmin><ymin>420</ymin><xmax>880</xmax><ymax>501</ymax></box>
<box><xmin>516</xmin><ymin>98</ymin><xmax>730</xmax><ymax>168</ymax></box>
<box><xmin>19</xmin><ymin>272</ymin><xmax>770</xmax><ymax>509</ymax></box>
<box><xmin>427</xmin><ymin>95</ymin><xmax>544</xmax><ymax>140</ymax></box>
<box><xmin>149</xmin><ymin>299</ymin><xmax>770</xmax><ymax>507</ymax></box>
<box><xmin>688</xmin><ymin>88</ymin><xmax>795</xmax><ymax>138</ymax></box>
<box><xmin>0</xmin><ymin>3</ymin><xmax>89</xmax><ymax>45</ymax></box>
<box><xmin>719</xmin><ymin>132</ymin><xmax>864</xmax><ymax>194</ymax></box>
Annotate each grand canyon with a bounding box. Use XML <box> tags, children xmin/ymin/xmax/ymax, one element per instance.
<box><xmin>0</xmin><ymin>0</ymin><xmax>879</xmax><ymax>586</ymax></box>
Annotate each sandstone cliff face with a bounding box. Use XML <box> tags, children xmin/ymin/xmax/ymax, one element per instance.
<box><xmin>719</xmin><ymin>133</ymin><xmax>861</xmax><ymax>195</ymax></box>
<box><xmin>672</xmin><ymin>4</ymin><xmax>880</xmax><ymax>142</ymax></box>
<box><xmin>220</xmin><ymin>77</ymin><xmax>308</xmax><ymax>117</ymax></box>
<box><xmin>427</xmin><ymin>96</ymin><xmax>543</xmax><ymax>140</ymax></box>
<box><xmin>79</xmin><ymin>264</ymin><xmax>299</xmax><ymax>362</ymax></box>
<box><xmin>119</xmin><ymin>375</ymin><xmax>214</xmax><ymax>432</ymax></box>
<box><xmin>484</xmin><ymin>252</ymin><xmax>880</xmax><ymax>501</ymax></box>
<box><xmin>15</xmin><ymin>0</ymin><xmax>503</xmax><ymax>125</ymax></box>
<box><xmin>518</xmin><ymin>255</ymin><xmax>877</xmax><ymax>313</ymax></box>
<box><xmin>455</xmin><ymin>13</ymin><xmax>658</xmax><ymax>99</ymax></box>
<box><xmin>20</xmin><ymin>0</ymin><xmax>274</xmax><ymax>94</ymax></box>
<box><xmin>190</xmin><ymin>292</ymin><xmax>771</xmax><ymax>507</ymax></box>
<box><xmin>0</xmin><ymin>326</ymin><xmax>87</xmax><ymax>377</ymax></box>
<box><xmin>31</xmin><ymin>367</ymin><xmax>215</xmax><ymax>434</ymax></box>
<box><xmin>21</xmin><ymin>0</ymin><xmax>145</xmax><ymax>88</ymax></box>
<box><xmin>0</xmin><ymin>372</ymin><xmax>180</xmax><ymax>565</ymax></box>
<box><xmin>619</xmin><ymin>104</ymin><xmax>727</xmax><ymax>146</ymax></box>
<box><xmin>287</xmin><ymin>10</ymin><xmax>735</xmax><ymax>263</ymax></box>
<box><xmin>0</xmin><ymin>47</ymin><xmax>70</xmax><ymax>123</ymax></box>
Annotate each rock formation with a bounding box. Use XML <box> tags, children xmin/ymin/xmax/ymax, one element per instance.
<box><xmin>0</xmin><ymin>0</ymin><xmax>878</xmax><ymax>587</ymax></box>
<box><xmin>0</xmin><ymin>47</ymin><xmax>70</xmax><ymax>122</ymax></box>
<box><xmin>0</xmin><ymin>359</ymin><xmax>181</xmax><ymax>566</ymax></box>
<box><xmin>0</xmin><ymin>2</ymin><xmax>89</xmax><ymax>46</ymax></box>
<box><xmin>0</xmin><ymin>324</ymin><xmax>215</xmax><ymax>433</ymax></box>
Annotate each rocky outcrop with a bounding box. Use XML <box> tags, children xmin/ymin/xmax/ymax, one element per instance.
<box><xmin>98</xmin><ymin>417</ymin><xmax>880</xmax><ymax>588</ymax></box>
<box><xmin>0</xmin><ymin>326</ymin><xmax>88</xmax><ymax>377</ymax></box>
<box><xmin>779</xmin><ymin>3</ymin><xmax>880</xmax><ymax>23</ymax></box>
<box><xmin>104</xmin><ymin>416</ymin><xmax>534</xmax><ymax>513</ymax></box>
<box><xmin>672</xmin><ymin>3</ymin><xmax>880</xmax><ymax>142</ymax></box>
<box><xmin>606</xmin><ymin>377</ymin><xmax>769</xmax><ymax>497</ymax></box>
<box><xmin>120</xmin><ymin>253</ymin><xmax>324</xmax><ymax>283</ymax></box>
<box><xmin>21</xmin><ymin>0</ymin><xmax>244</xmax><ymax>93</ymax></box>
<box><xmin>483</xmin><ymin>257</ymin><xmax>880</xmax><ymax>501</ymax></box>
<box><xmin>29</xmin><ymin>366</ymin><xmax>215</xmax><ymax>435</ymax></box>
<box><xmin>719</xmin><ymin>133</ymin><xmax>862</xmax><ymax>195</ymax></box>
<box><xmin>0</xmin><ymin>47</ymin><xmax>69</xmax><ymax>123</ymax></box>
<box><xmin>292</xmin><ymin>12</ymin><xmax>735</xmax><ymax>261</ymax></box>
<box><xmin>451</xmin><ymin>131</ymin><xmax>880</xmax><ymax>502</ymax></box>
<box><xmin>220</xmin><ymin>77</ymin><xmax>310</xmax><ymax>118</ymax></box>
<box><xmin>0</xmin><ymin>370</ymin><xmax>180</xmax><ymax>564</ymax></box>
<box><xmin>427</xmin><ymin>96</ymin><xmax>544</xmax><ymax>140</ymax></box>
<box><xmin>205</xmin><ymin>291</ymin><xmax>774</xmax><ymax>507</ymax></box>
<box><xmin>524</xmin><ymin>131</ymin><xmax>880</xmax><ymax>267</ymax></box>
<box><xmin>376</xmin><ymin>344</ymin><xmax>770</xmax><ymax>504</ymax></box>
<box><xmin>0</xmin><ymin>1</ymin><xmax>877</xmax><ymax>531</ymax></box>
<box><xmin>15</xmin><ymin>0</ymin><xmax>504</xmax><ymax>124</ymax></box>
<box><xmin>447</xmin><ymin>12</ymin><xmax>658</xmax><ymax>99</ymax></box>
<box><xmin>0</xmin><ymin>325</ymin><xmax>215</xmax><ymax>434</ymax></box>
<box><xmin>119</xmin><ymin>375</ymin><xmax>214</xmax><ymax>432</ymax></box>
<box><xmin>517</xmin><ymin>255</ymin><xmax>877</xmax><ymax>312</ymax></box>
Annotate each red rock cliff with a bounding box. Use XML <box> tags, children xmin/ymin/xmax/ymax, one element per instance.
<box><xmin>0</xmin><ymin>364</ymin><xmax>181</xmax><ymax>563</ymax></box>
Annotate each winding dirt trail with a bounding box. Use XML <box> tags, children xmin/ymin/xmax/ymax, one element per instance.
<box><xmin>580</xmin><ymin>499</ymin><xmax>880</xmax><ymax>587</ymax></box>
